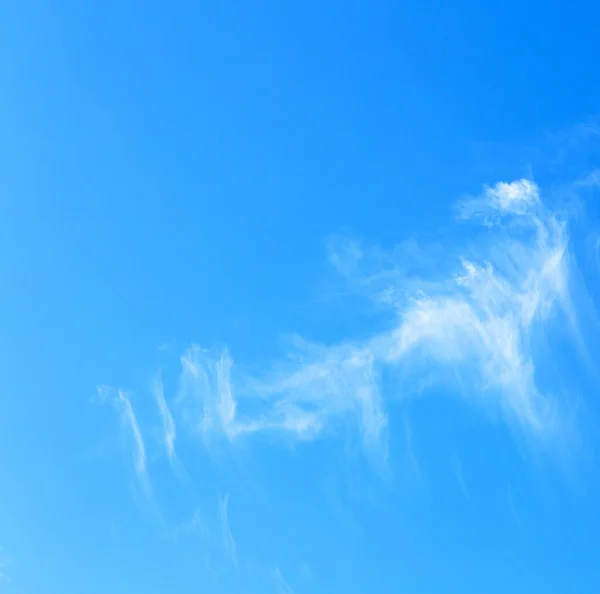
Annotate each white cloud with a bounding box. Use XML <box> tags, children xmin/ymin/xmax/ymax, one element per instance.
<box><xmin>151</xmin><ymin>375</ymin><xmax>178</xmax><ymax>465</ymax></box>
<box><xmin>173</xmin><ymin>180</ymin><xmax>575</xmax><ymax>458</ymax></box>
<box><xmin>456</xmin><ymin>178</ymin><xmax>540</xmax><ymax>222</ymax></box>
<box><xmin>271</xmin><ymin>567</ymin><xmax>294</xmax><ymax>594</ymax></box>
<box><xmin>97</xmin><ymin>385</ymin><xmax>148</xmax><ymax>487</ymax></box>
<box><xmin>219</xmin><ymin>494</ymin><xmax>237</xmax><ymax>567</ymax></box>
<box><xmin>376</xmin><ymin>179</ymin><xmax>570</xmax><ymax>435</ymax></box>
<box><xmin>177</xmin><ymin>341</ymin><xmax>387</xmax><ymax>459</ymax></box>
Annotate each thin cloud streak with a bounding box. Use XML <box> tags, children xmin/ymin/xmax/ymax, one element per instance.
<box><xmin>507</xmin><ymin>484</ymin><xmax>522</xmax><ymax>529</ymax></box>
<box><xmin>454</xmin><ymin>456</ymin><xmax>469</xmax><ymax>500</ymax></box>
<box><xmin>175</xmin><ymin>179</ymin><xmax>578</xmax><ymax>459</ymax></box>
<box><xmin>219</xmin><ymin>494</ymin><xmax>237</xmax><ymax>568</ymax></box>
<box><xmin>151</xmin><ymin>375</ymin><xmax>178</xmax><ymax>467</ymax></box>
<box><xmin>271</xmin><ymin>567</ymin><xmax>294</xmax><ymax>594</ymax></box>
<box><xmin>97</xmin><ymin>385</ymin><xmax>148</xmax><ymax>490</ymax></box>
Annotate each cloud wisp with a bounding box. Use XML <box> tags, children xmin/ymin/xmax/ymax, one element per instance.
<box><xmin>219</xmin><ymin>494</ymin><xmax>238</xmax><ymax>568</ymax></box>
<box><xmin>177</xmin><ymin>340</ymin><xmax>386</xmax><ymax>456</ymax></box>
<box><xmin>174</xmin><ymin>179</ymin><xmax>577</xmax><ymax>459</ymax></box>
<box><xmin>454</xmin><ymin>455</ymin><xmax>469</xmax><ymax>500</ymax></box>
<box><xmin>271</xmin><ymin>567</ymin><xmax>294</xmax><ymax>594</ymax></box>
<box><xmin>97</xmin><ymin>385</ymin><xmax>149</xmax><ymax>492</ymax></box>
<box><xmin>152</xmin><ymin>376</ymin><xmax>177</xmax><ymax>463</ymax></box>
<box><xmin>151</xmin><ymin>374</ymin><xmax>187</xmax><ymax>481</ymax></box>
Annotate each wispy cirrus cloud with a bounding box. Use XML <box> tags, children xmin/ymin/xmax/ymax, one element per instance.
<box><xmin>97</xmin><ymin>177</ymin><xmax>584</xmax><ymax>490</ymax></box>
<box><xmin>454</xmin><ymin>455</ymin><xmax>469</xmax><ymax>500</ymax></box>
<box><xmin>173</xmin><ymin>179</ymin><xmax>578</xmax><ymax>459</ymax></box>
<box><xmin>97</xmin><ymin>385</ymin><xmax>148</xmax><ymax>490</ymax></box>
<box><xmin>219</xmin><ymin>494</ymin><xmax>237</xmax><ymax>568</ymax></box>
<box><xmin>177</xmin><ymin>340</ymin><xmax>386</xmax><ymax>456</ymax></box>
<box><xmin>507</xmin><ymin>484</ymin><xmax>522</xmax><ymax>529</ymax></box>
<box><xmin>271</xmin><ymin>567</ymin><xmax>294</xmax><ymax>594</ymax></box>
<box><xmin>151</xmin><ymin>375</ymin><xmax>181</xmax><ymax>473</ymax></box>
<box><xmin>91</xmin><ymin>177</ymin><xmax>590</xmax><ymax>594</ymax></box>
<box><xmin>371</xmin><ymin>179</ymin><xmax>571</xmax><ymax>435</ymax></box>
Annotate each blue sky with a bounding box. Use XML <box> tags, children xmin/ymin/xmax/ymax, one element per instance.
<box><xmin>2</xmin><ymin>1</ymin><xmax>600</xmax><ymax>592</ymax></box>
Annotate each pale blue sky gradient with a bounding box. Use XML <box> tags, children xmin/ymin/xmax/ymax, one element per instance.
<box><xmin>2</xmin><ymin>2</ymin><xmax>600</xmax><ymax>593</ymax></box>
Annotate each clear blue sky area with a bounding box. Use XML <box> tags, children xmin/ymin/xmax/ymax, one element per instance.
<box><xmin>2</xmin><ymin>2</ymin><xmax>600</xmax><ymax>593</ymax></box>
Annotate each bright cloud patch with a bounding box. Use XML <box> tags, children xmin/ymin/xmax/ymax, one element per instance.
<box><xmin>456</xmin><ymin>178</ymin><xmax>541</xmax><ymax>221</ymax></box>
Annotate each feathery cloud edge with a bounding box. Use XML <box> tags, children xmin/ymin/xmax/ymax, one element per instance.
<box><xmin>175</xmin><ymin>179</ymin><xmax>577</xmax><ymax>459</ymax></box>
<box><xmin>97</xmin><ymin>178</ymin><xmax>582</xmax><ymax>480</ymax></box>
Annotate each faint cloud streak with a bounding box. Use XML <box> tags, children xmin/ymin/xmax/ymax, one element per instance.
<box><xmin>219</xmin><ymin>494</ymin><xmax>238</xmax><ymax>568</ymax></box>
<box><xmin>454</xmin><ymin>456</ymin><xmax>469</xmax><ymax>500</ymax></box>
<box><xmin>271</xmin><ymin>567</ymin><xmax>294</xmax><ymax>594</ymax></box>
<box><xmin>152</xmin><ymin>375</ymin><xmax>185</xmax><ymax>479</ymax></box>
<box><xmin>97</xmin><ymin>385</ymin><xmax>149</xmax><ymax>493</ymax></box>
